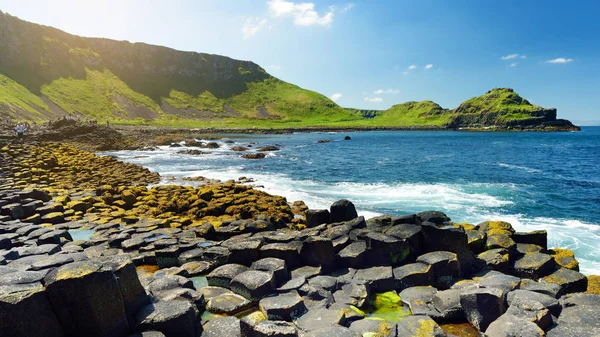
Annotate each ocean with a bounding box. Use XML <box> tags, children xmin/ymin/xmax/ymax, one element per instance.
<box><xmin>103</xmin><ymin>127</ymin><xmax>600</xmax><ymax>274</ymax></box>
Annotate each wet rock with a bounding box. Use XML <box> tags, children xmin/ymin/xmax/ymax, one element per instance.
<box><xmin>257</xmin><ymin>146</ymin><xmax>280</xmax><ymax>152</ymax></box>
<box><xmin>416</xmin><ymin>251</ymin><xmax>460</xmax><ymax>289</ymax></box>
<box><xmin>44</xmin><ymin>261</ymin><xmax>130</xmax><ymax>337</ymax></box>
<box><xmin>259</xmin><ymin>291</ymin><xmax>307</xmax><ymax>321</ymax></box>
<box><xmin>460</xmin><ymin>287</ymin><xmax>505</xmax><ymax>332</ymax></box>
<box><xmin>136</xmin><ymin>300</ymin><xmax>201</xmax><ymax>337</ymax></box>
<box><xmin>242</xmin><ymin>154</ymin><xmax>266</xmax><ymax>159</ymax></box>
<box><xmin>0</xmin><ymin>235</ymin><xmax>12</xmax><ymax>250</ymax></box>
<box><xmin>353</xmin><ymin>266</ymin><xmax>394</xmax><ymax>292</ymax></box>
<box><xmin>231</xmin><ymin>270</ymin><xmax>276</xmax><ymax>301</ymax></box>
<box><xmin>344</xmin><ymin>136</ymin><xmax>351</xmax><ymax>140</ymax></box>
<box><xmin>393</xmin><ymin>262</ymin><xmax>433</xmax><ymax>291</ymax></box>
<box><xmin>295</xmin><ymin>308</ymin><xmax>346</xmax><ymax>332</ymax></box>
<box><xmin>397</xmin><ymin>316</ymin><xmax>446</xmax><ymax>337</ymax></box>
<box><xmin>417</xmin><ymin>211</ymin><xmax>450</xmax><ymax>224</ymax></box>
<box><xmin>0</xmin><ymin>282</ymin><xmax>64</xmax><ymax>337</ymax></box>
<box><xmin>540</xmin><ymin>268</ymin><xmax>587</xmax><ymax>295</ymax></box>
<box><xmin>305</xmin><ymin>209</ymin><xmax>330</xmax><ymax>228</ymax></box>
<box><xmin>512</xmin><ymin>252</ymin><xmax>555</xmax><ymax>279</ymax></box>
<box><xmin>207</xmin><ymin>264</ymin><xmax>249</xmax><ymax>289</ymax></box>
<box><xmin>206</xmin><ymin>293</ymin><xmax>252</xmax><ymax>315</ymax></box>
<box><xmin>330</xmin><ymin>200</ymin><xmax>358</xmax><ymax>223</ymax></box>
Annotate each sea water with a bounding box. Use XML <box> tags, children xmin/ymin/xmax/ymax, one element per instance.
<box><xmin>103</xmin><ymin>127</ymin><xmax>600</xmax><ymax>274</ymax></box>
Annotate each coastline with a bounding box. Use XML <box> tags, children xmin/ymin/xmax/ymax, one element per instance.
<box><xmin>1</xmin><ymin>141</ymin><xmax>599</xmax><ymax>337</ymax></box>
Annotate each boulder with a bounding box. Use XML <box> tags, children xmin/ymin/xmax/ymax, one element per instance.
<box><xmin>259</xmin><ymin>291</ymin><xmax>307</xmax><ymax>321</ymax></box>
<box><xmin>301</xmin><ymin>326</ymin><xmax>360</xmax><ymax>337</ymax></box>
<box><xmin>477</xmin><ymin>248</ymin><xmax>510</xmax><ymax>272</ymax></box>
<box><xmin>330</xmin><ymin>200</ymin><xmax>358</xmax><ymax>223</ymax></box>
<box><xmin>478</xmin><ymin>272</ymin><xmax>520</xmax><ymax>295</ymax></box>
<box><xmin>416</xmin><ymin>251</ymin><xmax>460</xmax><ymax>289</ymax></box>
<box><xmin>0</xmin><ymin>203</ymin><xmax>24</xmax><ymax>220</ymax></box>
<box><xmin>136</xmin><ymin>301</ymin><xmax>201</xmax><ymax>337</ymax></box>
<box><xmin>148</xmin><ymin>275</ymin><xmax>194</xmax><ymax>294</ymax></box>
<box><xmin>332</xmin><ymin>282</ymin><xmax>370</xmax><ymax>308</ymax></box>
<box><xmin>460</xmin><ymin>287</ymin><xmax>505</xmax><ymax>332</ymax></box>
<box><xmin>305</xmin><ymin>210</ymin><xmax>330</xmax><ymax>228</ymax></box>
<box><xmin>507</xmin><ymin>289</ymin><xmax>561</xmax><ymax>316</ymax></box>
<box><xmin>0</xmin><ymin>282</ymin><xmax>64</xmax><ymax>337</ymax></box>
<box><xmin>504</xmin><ymin>298</ymin><xmax>552</xmax><ymax>330</ymax></box>
<box><xmin>364</xmin><ymin>231</ymin><xmax>411</xmax><ymax>266</ymax></box>
<box><xmin>0</xmin><ymin>235</ymin><xmax>12</xmax><ymax>250</ymax></box>
<box><xmin>519</xmin><ymin>279</ymin><xmax>561</xmax><ymax>298</ymax></box>
<box><xmin>433</xmin><ymin>289</ymin><xmax>467</xmax><ymax>322</ymax></box>
<box><xmin>44</xmin><ymin>261</ymin><xmax>130</xmax><ymax>337</ymax></box>
<box><xmin>399</xmin><ymin>286</ymin><xmax>439</xmax><ymax>316</ymax></box>
<box><xmin>226</xmin><ymin>240</ymin><xmax>262</xmax><ymax>266</ymax></box>
<box><xmin>417</xmin><ymin>211</ymin><xmax>450</xmax><ymax>224</ymax></box>
<box><xmin>260</xmin><ymin>242</ymin><xmax>302</xmax><ymax>269</ymax></box>
<box><xmin>230</xmin><ymin>270</ymin><xmax>276</xmax><ymax>301</ymax></box>
<box><xmin>385</xmin><ymin>223</ymin><xmax>423</xmax><ymax>259</ymax></box>
<box><xmin>419</xmin><ymin>223</ymin><xmax>475</xmax><ymax>276</ymax></box>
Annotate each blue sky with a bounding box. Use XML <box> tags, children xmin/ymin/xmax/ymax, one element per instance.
<box><xmin>1</xmin><ymin>0</ymin><xmax>599</xmax><ymax>124</ymax></box>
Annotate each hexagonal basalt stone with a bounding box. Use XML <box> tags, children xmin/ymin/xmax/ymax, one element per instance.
<box><xmin>337</xmin><ymin>241</ymin><xmax>368</xmax><ymax>269</ymax></box>
<box><xmin>231</xmin><ymin>270</ymin><xmax>276</xmax><ymax>301</ymax></box>
<box><xmin>540</xmin><ymin>268</ymin><xmax>588</xmax><ymax>295</ymax></box>
<box><xmin>397</xmin><ymin>316</ymin><xmax>446</xmax><ymax>337</ymax></box>
<box><xmin>206</xmin><ymin>264</ymin><xmax>249</xmax><ymax>289</ymax></box>
<box><xmin>259</xmin><ymin>291</ymin><xmax>307</xmax><ymax>321</ymax></box>
<box><xmin>353</xmin><ymin>266</ymin><xmax>394</xmax><ymax>293</ymax></box>
<box><xmin>300</xmin><ymin>237</ymin><xmax>335</xmax><ymax>272</ymax></box>
<box><xmin>416</xmin><ymin>251</ymin><xmax>460</xmax><ymax>289</ymax></box>
<box><xmin>295</xmin><ymin>308</ymin><xmax>346</xmax><ymax>332</ymax></box>
<box><xmin>349</xmin><ymin>319</ymin><xmax>396</xmax><ymax>337</ymax></box>
<box><xmin>0</xmin><ymin>282</ymin><xmax>64</xmax><ymax>337</ymax></box>
<box><xmin>251</xmin><ymin>257</ymin><xmax>290</xmax><ymax>286</ymax></box>
<box><xmin>306</xmin><ymin>209</ymin><xmax>330</xmax><ymax>228</ymax></box>
<box><xmin>206</xmin><ymin>293</ymin><xmax>252</xmax><ymax>315</ymax></box>
<box><xmin>260</xmin><ymin>242</ymin><xmax>302</xmax><ymax>269</ymax></box>
<box><xmin>330</xmin><ymin>199</ymin><xmax>358</xmax><ymax>223</ymax></box>
<box><xmin>486</xmin><ymin>315</ymin><xmax>545</xmax><ymax>337</ymax></box>
<box><xmin>460</xmin><ymin>288</ymin><xmax>505</xmax><ymax>332</ymax></box>
<box><xmin>253</xmin><ymin>320</ymin><xmax>298</xmax><ymax>337</ymax></box>
<box><xmin>44</xmin><ymin>261</ymin><xmax>130</xmax><ymax>337</ymax></box>
<box><xmin>512</xmin><ymin>252</ymin><xmax>556</xmax><ymax>279</ymax></box>
<box><xmin>136</xmin><ymin>300</ymin><xmax>201</xmax><ymax>337</ymax></box>
<box><xmin>202</xmin><ymin>316</ymin><xmax>241</xmax><ymax>337</ymax></box>
<box><xmin>393</xmin><ymin>262</ymin><xmax>433</xmax><ymax>291</ymax></box>
<box><xmin>477</xmin><ymin>248</ymin><xmax>510</xmax><ymax>272</ymax></box>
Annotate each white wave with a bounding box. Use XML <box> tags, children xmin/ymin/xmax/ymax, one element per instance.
<box><xmin>498</xmin><ymin>163</ymin><xmax>543</xmax><ymax>174</ymax></box>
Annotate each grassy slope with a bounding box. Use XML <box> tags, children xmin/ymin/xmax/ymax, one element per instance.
<box><xmin>370</xmin><ymin>100</ymin><xmax>452</xmax><ymax>127</ymax></box>
<box><xmin>455</xmin><ymin>88</ymin><xmax>545</xmax><ymax>121</ymax></box>
<box><xmin>0</xmin><ymin>74</ymin><xmax>49</xmax><ymax>120</ymax></box>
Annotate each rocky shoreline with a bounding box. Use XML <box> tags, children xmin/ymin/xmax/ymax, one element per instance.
<box><xmin>1</xmin><ymin>142</ymin><xmax>599</xmax><ymax>337</ymax></box>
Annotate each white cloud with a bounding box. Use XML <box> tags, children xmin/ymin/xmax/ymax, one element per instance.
<box><xmin>408</xmin><ymin>65</ymin><xmax>417</xmax><ymax>70</ymax></box>
<box><xmin>402</xmin><ymin>71</ymin><xmax>409</xmax><ymax>75</ymax></box>
<box><xmin>501</xmin><ymin>54</ymin><xmax>520</xmax><ymax>60</ymax></box>
<box><xmin>520</xmin><ymin>55</ymin><xmax>527</xmax><ymax>59</ymax></box>
<box><xmin>508</xmin><ymin>62</ymin><xmax>518</xmax><ymax>67</ymax></box>
<box><xmin>340</xmin><ymin>3</ymin><xmax>355</xmax><ymax>13</ymax></box>
<box><xmin>330</xmin><ymin>93</ymin><xmax>342</xmax><ymax>101</ymax></box>
<box><xmin>546</xmin><ymin>58</ymin><xmax>574</xmax><ymax>64</ymax></box>
<box><xmin>364</xmin><ymin>97</ymin><xmax>383</xmax><ymax>103</ymax></box>
<box><xmin>374</xmin><ymin>89</ymin><xmax>400</xmax><ymax>95</ymax></box>
<box><xmin>264</xmin><ymin>65</ymin><xmax>281</xmax><ymax>71</ymax></box>
<box><xmin>425</xmin><ymin>64</ymin><xmax>433</xmax><ymax>69</ymax></box>
<box><xmin>268</xmin><ymin>0</ymin><xmax>334</xmax><ymax>26</ymax></box>
<box><xmin>242</xmin><ymin>17</ymin><xmax>267</xmax><ymax>39</ymax></box>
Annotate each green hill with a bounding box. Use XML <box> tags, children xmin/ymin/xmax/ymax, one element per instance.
<box><xmin>0</xmin><ymin>11</ymin><xmax>358</xmax><ymax>127</ymax></box>
<box><xmin>0</xmin><ymin>11</ymin><xmax>577</xmax><ymax>130</ymax></box>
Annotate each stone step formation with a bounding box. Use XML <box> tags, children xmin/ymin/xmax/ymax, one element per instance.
<box><xmin>0</xmin><ymin>144</ymin><xmax>599</xmax><ymax>337</ymax></box>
